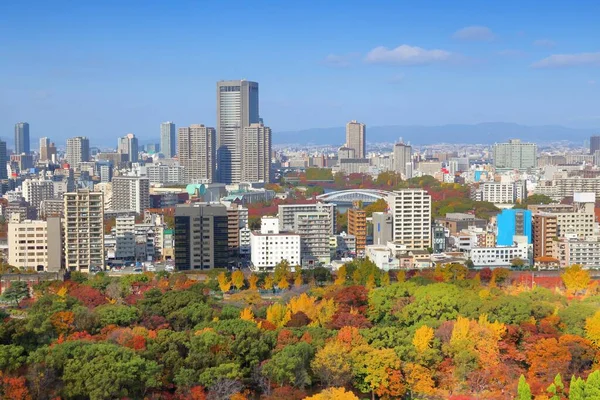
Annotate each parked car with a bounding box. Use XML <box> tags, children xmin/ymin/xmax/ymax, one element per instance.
<box><xmin>146</xmin><ymin>264</ymin><xmax>156</xmax><ymax>272</ymax></box>
<box><xmin>165</xmin><ymin>265</ymin><xmax>175</xmax><ymax>272</ymax></box>
<box><xmin>133</xmin><ymin>267</ymin><xmax>143</xmax><ymax>273</ymax></box>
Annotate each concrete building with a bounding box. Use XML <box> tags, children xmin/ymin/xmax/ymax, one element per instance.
<box><xmin>178</xmin><ymin>124</ymin><xmax>216</xmax><ymax>183</ymax></box>
<box><xmin>118</xmin><ymin>133</ymin><xmax>139</xmax><ymax>163</ymax></box>
<box><xmin>66</xmin><ymin>136</ymin><xmax>90</xmax><ymax>166</ymax></box>
<box><xmin>111</xmin><ymin>176</ymin><xmax>150</xmax><ymax>214</ymax></box>
<box><xmin>241</xmin><ymin>123</ymin><xmax>271</xmax><ymax>183</ymax></box>
<box><xmin>40</xmin><ymin>199</ymin><xmax>64</xmax><ymax>219</ymax></box>
<box><xmin>94</xmin><ymin>182</ymin><xmax>113</xmax><ymax>211</ymax></box>
<box><xmin>532</xmin><ymin>214</ymin><xmax>558</xmax><ymax>259</ymax></box>
<box><xmin>387</xmin><ymin>189</ymin><xmax>432</xmax><ymax>251</ymax></box>
<box><xmin>330</xmin><ymin>232</ymin><xmax>356</xmax><ymax>259</ymax></box>
<box><xmin>493</xmin><ymin>139</ymin><xmax>537</xmax><ymax>171</ymax></box>
<box><xmin>39</xmin><ymin>137</ymin><xmax>50</xmax><ymax>161</ymax></box>
<box><xmin>556</xmin><ymin>238</ymin><xmax>600</xmax><ymax>268</ymax></box>
<box><xmin>535</xmin><ymin>177</ymin><xmax>600</xmax><ymax>201</ymax></box>
<box><xmin>278</xmin><ymin>203</ymin><xmax>336</xmax><ymax>234</ymax></box>
<box><xmin>338</xmin><ymin>146</ymin><xmax>355</xmax><ymax>160</ymax></box>
<box><xmin>0</xmin><ymin>140</ymin><xmax>7</xmax><ymax>180</ymax></box>
<box><xmin>497</xmin><ymin>209</ymin><xmax>532</xmax><ymax>246</ymax></box>
<box><xmin>22</xmin><ymin>179</ymin><xmax>54</xmax><ymax>210</ymax></box>
<box><xmin>174</xmin><ymin>203</ymin><xmax>228</xmax><ymax>270</ymax></box>
<box><xmin>337</xmin><ymin>158</ymin><xmax>371</xmax><ymax>174</ymax></box>
<box><xmin>372</xmin><ymin>212</ymin><xmax>393</xmax><ymax>245</ymax></box>
<box><xmin>435</xmin><ymin>213</ymin><xmax>488</xmax><ymax>235</ymax></box>
<box><xmin>217</xmin><ymin>80</ymin><xmax>260</xmax><ymax>184</ymax></box>
<box><xmin>345</xmin><ymin>120</ymin><xmax>366</xmax><ymax>159</ymax></box>
<box><xmin>8</xmin><ymin>214</ymin><xmax>62</xmax><ymax>271</ymax></box>
<box><xmin>250</xmin><ymin>217</ymin><xmax>301</xmax><ymax>271</ymax></box>
<box><xmin>294</xmin><ymin>212</ymin><xmax>332</xmax><ymax>263</ymax></box>
<box><xmin>227</xmin><ymin>203</ymin><xmax>249</xmax><ymax>256</ymax></box>
<box><xmin>591</xmin><ymin>135</ymin><xmax>600</xmax><ymax>155</ymax></box>
<box><xmin>394</xmin><ymin>142</ymin><xmax>412</xmax><ymax>178</ymax></box>
<box><xmin>348</xmin><ymin>205</ymin><xmax>367</xmax><ymax>256</ymax></box>
<box><xmin>161</xmin><ymin>122</ymin><xmax>176</xmax><ymax>158</ymax></box>
<box><xmin>115</xmin><ymin>216</ymin><xmax>136</xmax><ymax>260</ymax></box>
<box><xmin>469</xmin><ymin>236</ymin><xmax>530</xmax><ymax>268</ymax></box>
<box><xmin>14</xmin><ymin>122</ymin><xmax>30</xmax><ymax>154</ymax></box>
<box><xmin>473</xmin><ymin>181</ymin><xmax>527</xmax><ymax>204</ymax></box>
<box><xmin>432</xmin><ymin>224</ymin><xmax>448</xmax><ymax>253</ymax></box>
<box><xmin>64</xmin><ymin>190</ymin><xmax>105</xmax><ymax>272</ymax></box>
<box><xmin>146</xmin><ymin>163</ymin><xmax>185</xmax><ymax>185</ymax></box>
<box><xmin>365</xmin><ymin>245</ymin><xmax>400</xmax><ymax>271</ymax></box>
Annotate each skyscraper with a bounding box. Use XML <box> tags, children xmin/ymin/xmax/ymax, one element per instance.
<box><xmin>216</xmin><ymin>80</ymin><xmax>259</xmax><ymax>184</ymax></box>
<box><xmin>492</xmin><ymin>139</ymin><xmax>537</xmax><ymax>171</ymax></box>
<box><xmin>394</xmin><ymin>142</ymin><xmax>412</xmax><ymax>178</ymax></box>
<box><xmin>345</xmin><ymin>120</ymin><xmax>366</xmax><ymax>159</ymax></box>
<box><xmin>387</xmin><ymin>189</ymin><xmax>432</xmax><ymax>251</ymax></box>
<box><xmin>241</xmin><ymin>123</ymin><xmax>271</xmax><ymax>183</ymax></box>
<box><xmin>591</xmin><ymin>136</ymin><xmax>600</xmax><ymax>155</ymax></box>
<box><xmin>178</xmin><ymin>124</ymin><xmax>216</xmax><ymax>183</ymax></box>
<box><xmin>0</xmin><ymin>139</ymin><xmax>7</xmax><ymax>180</ymax></box>
<box><xmin>66</xmin><ymin>136</ymin><xmax>90</xmax><ymax>166</ymax></box>
<box><xmin>39</xmin><ymin>137</ymin><xmax>50</xmax><ymax>161</ymax></box>
<box><xmin>118</xmin><ymin>133</ymin><xmax>139</xmax><ymax>162</ymax></box>
<box><xmin>15</xmin><ymin>122</ymin><xmax>30</xmax><ymax>154</ymax></box>
<box><xmin>161</xmin><ymin>122</ymin><xmax>176</xmax><ymax>158</ymax></box>
<box><xmin>111</xmin><ymin>176</ymin><xmax>150</xmax><ymax>214</ymax></box>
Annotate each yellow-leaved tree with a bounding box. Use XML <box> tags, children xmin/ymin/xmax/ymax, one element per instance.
<box><xmin>365</xmin><ymin>273</ymin><xmax>376</xmax><ymax>290</ymax></box>
<box><xmin>311</xmin><ymin>341</ymin><xmax>353</xmax><ymax>387</ymax></box>
<box><xmin>310</xmin><ymin>298</ymin><xmax>337</xmax><ymax>327</ymax></box>
<box><xmin>248</xmin><ymin>274</ymin><xmax>259</xmax><ymax>291</ymax></box>
<box><xmin>380</xmin><ymin>272</ymin><xmax>390</xmax><ymax>286</ymax></box>
<box><xmin>263</xmin><ymin>275</ymin><xmax>274</xmax><ymax>290</ymax></box>
<box><xmin>585</xmin><ymin>310</ymin><xmax>600</xmax><ymax>347</ymax></box>
<box><xmin>217</xmin><ymin>272</ymin><xmax>231</xmax><ymax>293</ymax></box>
<box><xmin>266</xmin><ymin>303</ymin><xmax>291</xmax><ymax>327</ymax></box>
<box><xmin>278</xmin><ymin>276</ymin><xmax>290</xmax><ymax>290</ymax></box>
<box><xmin>294</xmin><ymin>270</ymin><xmax>303</xmax><ymax>287</ymax></box>
<box><xmin>231</xmin><ymin>270</ymin><xmax>245</xmax><ymax>290</ymax></box>
<box><xmin>335</xmin><ymin>265</ymin><xmax>347</xmax><ymax>286</ymax></box>
<box><xmin>288</xmin><ymin>293</ymin><xmax>317</xmax><ymax>318</ymax></box>
<box><xmin>304</xmin><ymin>387</ymin><xmax>359</xmax><ymax>400</ymax></box>
<box><xmin>240</xmin><ymin>307</ymin><xmax>254</xmax><ymax>322</ymax></box>
<box><xmin>562</xmin><ymin>264</ymin><xmax>591</xmax><ymax>295</ymax></box>
<box><xmin>413</xmin><ymin>325</ymin><xmax>435</xmax><ymax>353</ymax></box>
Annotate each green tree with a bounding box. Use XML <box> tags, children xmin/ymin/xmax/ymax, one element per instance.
<box><xmin>0</xmin><ymin>344</ymin><xmax>26</xmax><ymax>371</ymax></box>
<box><xmin>517</xmin><ymin>374</ymin><xmax>532</xmax><ymax>400</ymax></box>
<box><xmin>1</xmin><ymin>281</ymin><xmax>29</xmax><ymax>306</ymax></box>
<box><xmin>570</xmin><ymin>375</ymin><xmax>586</xmax><ymax>400</ymax></box>
<box><xmin>95</xmin><ymin>304</ymin><xmax>140</xmax><ymax>327</ymax></box>
<box><xmin>584</xmin><ymin>370</ymin><xmax>600</xmax><ymax>398</ymax></box>
<box><xmin>262</xmin><ymin>342</ymin><xmax>315</xmax><ymax>388</ymax></box>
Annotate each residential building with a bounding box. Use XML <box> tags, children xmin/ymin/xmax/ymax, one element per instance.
<box><xmin>118</xmin><ymin>133</ymin><xmax>139</xmax><ymax>163</ymax></box>
<box><xmin>8</xmin><ymin>214</ymin><xmax>62</xmax><ymax>271</ymax></box>
<box><xmin>473</xmin><ymin>181</ymin><xmax>527</xmax><ymax>204</ymax></box>
<box><xmin>496</xmin><ymin>209</ymin><xmax>532</xmax><ymax>246</ymax></box>
<box><xmin>40</xmin><ymin>199</ymin><xmax>64</xmax><ymax>219</ymax></box>
<box><xmin>345</xmin><ymin>120</ymin><xmax>366</xmax><ymax>159</ymax></box>
<box><xmin>330</xmin><ymin>232</ymin><xmax>356</xmax><ymax>259</ymax></box>
<box><xmin>241</xmin><ymin>123</ymin><xmax>271</xmax><ymax>183</ymax></box>
<box><xmin>94</xmin><ymin>182</ymin><xmax>113</xmax><ymax>211</ymax></box>
<box><xmin>161</xmin><ymin>121</ymin><xmax>176</xmax><ymax>158</ymax></box>
<box><xmin>111</xmin><ymin>176</ymin><xmax>150</xmax><ymax>214</ymax></box>
<box><xmin>0</xmin><ymin>140</ymin><xmax>7</xmax><ymax>179</ymax></box>
<box><xmin>64</xmin><ymin>190</ymin><xmax>105</xmax><ymax>272</ymax></box>
<box><xmin>365</xmin><ymin>245</ymin><xmax>400</xmax><ymax>271</ymax></box>
<box><xmin>115</xmin><ymin>216</ymin><xmax>136</xmax><ymax>260</ymax></box>
<box><xmin>533</xmin><ymin>214</ymin><xmax>558</xmax><ymax>259</ymax></box>
<box><xmin>39</xmin><ymin>137</ymin><xmax>50</xmax><ymax>161</ymax></box>
<box><xmin>146</xmin><ymin>163</ymin><xmax>185</xmax><ymax>185</ymax></box>
<box><xmin>14</xmin><ymin>122</ymin><xmax>30</xmax><ymax>154</ymax></box>
<box><xmin>174</xmin><ymin>203</ymin><xmax>228</xmax><ymax>270</ymax></box>
<box><xmin>469</xmin><ymin>236</ymin><xmax>530</xmax><ymax>268</ymax></box>
<box><xmin>294</xmin><ymin>212</ymin><xmax>332</xmax><ymax>264</ymax></box>
<box><xmin>372</xmin><ymin>212</ymin><xmax>393</xmax><ymax>245</ymax></box>
<box><xmin>556</xmin><ymin>238</ymin><xmax>600</xmax><ymax>268</ymax></box>
<box><xmin>22</xmin><ymin>179</ymin><xmax>54</xmax><ymax>210</ymax></box>
<box><xmin>278</xmin><ymin>202</ymin><xmax>336</xmax><ymax>234</ymax></box>
<box><xmin>66</xmin><ymin>136</ymin><xmax>90</xmax><ymax>165</ymax></box>
<box><xmin>338</xmin><ymin>146</ymin><xmax>355</xmax><ymax>160</ymax></box>
<box><xmin>337</xmin><ymin>158</ymin><xmax>371</xmax><ymax>174</ymax></box>
<box><xmin>178</xmin><ymin>124</ymin><xmax>216</xmax><ymax>183</ymax></box>
<box><xmin>387</xmin><ymin>189</ymin><xmax>432</xmax><ymax>251</ymax></box>
<box><xmin>250</xmin><ymin>217</ymin><xmax>301</xmax><ymax>271</ymax></box>
<box><xmin>393</xmin><ymin>142</ymin><xmax>412</xmax><ymax>178</ymax></box>
<box><xmin>227</xmin><ymin>203</ymin><xmax>249</xmax><ymax>256</ymax></box>
<box><xmin>216</xmin><ymin>79</ymin><xmax>260</xmax><ymax>184</ymax></box>
<box><xmin>435</xmin><ymin>213</ymin><xmax>488</xmax><ymax>235</ymax></box>
<box><xmin>535</xmin><ymin>177</ymin><xmax>600</xmax><ymax>201</ymax></box>
<box><xmin>492</xmin><ymin>139</ymin><xmax>537</xmax><ymax>171</ymax></box>
<box><xmin>348</xmin><ymin>204</ymin><xmax>366</xmax><ymax>256</ymax></box>
<box><xmin>432</xmin><ymin>224</ymin><xmax>447</xmax><ymax>253</ymax></box>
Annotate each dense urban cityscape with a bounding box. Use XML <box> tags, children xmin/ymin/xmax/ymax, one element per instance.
<box><xmin>2</xmin><ymin>1</ymin><xmax>600</xmax><ymax>399</ymax></box>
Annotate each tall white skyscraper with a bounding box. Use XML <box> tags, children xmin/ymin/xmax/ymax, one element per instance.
<box><xmin>387</xmin><ymin>189</ymin><xmax>432</xmax><ymax>251</ymax></box>
<box><xmin>345</xmin><ymin>120</ymin><xmax>366</xmax><ymax>159</ymax></box>
<box><xmin>14</xmin><ymin>122</ymin><xmax>30</xmax><ymax>154</ymax></box>
<box><xmin>216</xmin><ymin>80</ymin><xmax>259</xmax><ymax>184</ymax></box>
<box><xmin>241</xmin><ymin>123</ymin><xmax>271</xmax><ymax>183</ymax></box>
<box><xmin>178</xmin><ymin>124</ymin><xmax>216</xmax><ymax>183</ymax></box>
<box><xmin>66</xmin><ymin>136</ymin><xmax>90</xmax><ymax>166</ymax></box>
<box><xmin>161</xmin><ymin>122</ymin><xmax>176</xmax><ymax>158</ymax></box>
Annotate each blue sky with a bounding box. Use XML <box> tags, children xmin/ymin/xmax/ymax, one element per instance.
<box><xmin>1</xmin><ymin>0</ymin><xmax>599</xmax><ymax>146</ymax></box>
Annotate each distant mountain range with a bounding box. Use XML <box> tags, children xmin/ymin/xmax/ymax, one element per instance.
<box><xmin>273</xmin><ymin>122</ymin><xmax>599</xmax><ymax>145</ymax></box>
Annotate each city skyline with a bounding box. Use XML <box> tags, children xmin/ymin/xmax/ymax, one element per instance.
<box><xmin>1</xmin><ymin>1</ymin><xmax>599</xmax><ymax>146</ymax></box>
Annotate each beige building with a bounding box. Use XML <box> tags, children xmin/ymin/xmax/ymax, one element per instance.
<box><xmin>178</xmin><ymin>124</ymin><xmax>216</xmax><ymax>183</ymax></box>
<box><xmin>388</xmin><ymin>189</ymin><xmax>432</xmax><ymax>251</ymax></box>
<box><xmin>346</xmin><ymin>120</ymin><xmax>366</xmax><ymax>159</ymax></box>
<box><xmin>241</xmin><ymin>123</ymin><xmax>271</xmax><ymax>183</ymax></box>
<box><xmin>8</xmin><ymin>214</ymin><xmax>62</xmax><ymax>271</ymax></box>
<box><xmin>94</xmin><ymin>182</ymin><xmax>113</xmax><ymax>211</ymax></box>
<box><xmin>64</xmin><ymin>190</ymin><xmax>105</xmax><ymax>272</ymax></box>
<box><xmin>65</xmin><ymin>136</ymin><xmax>90</xmax><ymax>166</ymax></box>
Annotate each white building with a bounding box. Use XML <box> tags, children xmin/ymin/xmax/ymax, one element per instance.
<box><xmin>473</xmin><ymin>181</ymin><xmax>526</xmax><ymax>204</ymax></box>
<box><xmin>493</xmin><ymin>139</ymin><xmax>537</xmax><ymax>172</ymax></box>
<box><xmin>146</xmin><ymin>163</ymin><xmax>185</xmax><ymax>185</ymax></box>
<box><xmin>468</xmin><ymin>236</ymin><xmax>530</xmax><ymax>268</ymax></box>
<box><xmin>250</xmin><ymin>217</ymin><xmax>301</xmax><ymax>271</ymax></box>
<box><xmin>365</xmin><ymin>245</ymin><xmax>400</xmax><ymax>271</ymax></box>
<box><xmin>278</xmin><ymin>203</ymin><xmax>336</xmax><ymax>234</ymax></box>
<box><xmin>387</xmin><ymin>189</ymin><xmax>432</xmax><ymax>251</ymax></box>
<box><xmin>22</xmin><ymin>179</ymin><xmax>54</xmax><ymax>209</ymax></box>
<box><xmin>294</xmin><ymin>212</ymin><xmax>332</xmax><ymax>264</ymax></box>
<box><xmin>8</xmin><ymin>214</ymin><xmax>62</xmax><ymax>271</ymax></box>
<box><xmin>556</xmin><ymin>238</ymin><xmax>600</xmax><ymax>269</ymax></box>
<box><xmin>111</xmin><ymin>176</ymin><xmax>150</xmax><ymax>214</ymax></box>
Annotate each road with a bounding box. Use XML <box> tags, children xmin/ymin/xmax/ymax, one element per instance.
<box><xmin>106</xmin><ymin>261</ymin><xmax>173</xmax><ymax>277</ymax></box>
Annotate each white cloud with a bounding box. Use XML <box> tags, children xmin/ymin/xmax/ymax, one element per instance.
<box><xmin>365</xmin><ymin>45</ymin><xmax>452</xmax><ymax>66</ymax></box>
<box><xmin>322</xmin><ymin>53</ymin><xmax>358</xmax><ymax>67</ymax></box>
<box><xmin>453</xmin><ymin>26</ymin><xmax>495</xmax><ymax>41</ymax></box>
<box><xmin>533</xmin><ymin>39</ymin><xmax>556</xmax><ymax>48</ymax></box>
<box><xmin>532</xmin><ymin>52</ymin><xmax>600</xmax><ymax>68</ymax></box>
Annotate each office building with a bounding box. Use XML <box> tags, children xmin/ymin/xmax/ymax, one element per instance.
<box><xmin>66</xmin><ymin>136</ymin><xmax>90</xmax><ymax>166</ymax></box>
<box><xmin>241</xmin><ymin>123</ymin><xmax>272</xmax><ymax>183</ymax></box>
<box><xmin>530</xmin><ymin>193</ymin><xmax>595</xmax><ymax>240</ymax></box>
<box><xmin>492</xmin><ymin>139</ymin><xmax>537</xmax><ymax>171</ymax></box>
<box><xmin>22</xmin><ymin>179</ymin><xmax>54</xmax><ymax>210</ymax></box>
<box><xmin>0</xmin><ymin>140</ymin><xmax>7</xmax><ymax>180</ymax></box>
<box><xmin>227</xmin><ymin>203</ymin><xmax>248</xmax><ymax>256</ymax></box>
<box><xmin>216</xmin><ymin>80</ymin><xmax>260</xmax><ymax>184</ymax></box>
<box><xmin>111</xmin><ymin>176</ymin><xmax>150</xmax><ymax>214</ymax></box>
<box><xmin>496</xmin><ymin>209</ymin><xmax>532</xmax><ymax>246</ymax></box>
<box><xmin>250</xmin><ymin>217</ymin><xmax>301</xmax><ymax>271</ymax></box>
<box><xmin>14</xmin><ymin>122</ymin><xmax>30</xmax><ymax>154</ymax></box>
<box><xmin>115</xmin><ymin>216</ymin><xmax>136</xmax><ymax>260</ymax></box>
<box><xmin>432</xmin><ymin>224</ymin><xmax>447</xmax><ymax>253</ymax></box>
<box><xmin>178</xmin><ymin>124</ymin><xmax>216</xmax><ymax>183</ymax></box>
<box><xmin>39</xmin><ymin>137</ymin><xmax>50</xmax><ymax>161</ymax></box>
<box><xmin>118</xmin><ymin>133</ymin><xmax>139</xmax><ymax>163</ymax></box>
<box><xmin>64</xmin><ymin>190</ymin><xmax>105</xmax><ymax>271</ymax></box>
<box><xmin>535</xmin><ymin>177</ymin><xmax>600</xmax><ymax>201</ymax></box>
<box><xmin>591</xmin><ymin>136</ymin><xmax>600</xmax><ymax>155</ymax></box>
<box><xmin>435</xmin><ymin>213</ymin><xmax>487</xmax><ymax>235</ymax></box>
<box><xmin>533</xmin><ymin>214</ymin><xmax>558</xmax><ymax>259</ymax></box>
<box><xmin>348</xmin><ymin>204</ymin><xmax>367</xmax><ymax>256</ymax></box>
<box><xmin>372</xmin><ymin>212</ymin><xmax>393</xmax><ymax>245</ymax></box>
<box><xmin>294</xmin><ymin>212</ymin><xmax>332</xmax><ymax>263</ymax></box>
<box><xmin>174</xmin><ymin>203</ymin><xmax>228</xmax><ymax>270</ymax></box>
<box><xmin>146</xmin><ymin>163</ymin><xmax>185</xmax><ymax>185</ymax></box>
<box><xmin>469</xmin><ymin>236</ymin><xmax>530</xmax><ymax>268</ymax></box>
<box><xmin>346</xmin><ymin>120</ymin><xmax>366</xmax><ymax>159</ymax></box>
<box><xmin>556</xmin><ymin>238</ymin><xmax>600</xmax><ymax>268</ymax></box>
<box><xmin>394</xmin><ymin>142</ymin><xmax>412</xmax><ymax>178</ymax></box>
<box><xmin>278</xmin><ymin>202</ymin><xmax>336</xmax><ymax>234</ymax></box>
<box><xmin>387</xmin><ymin>189</ymin><xmax>432</xmax><ymax>251</ymax></box>
<box><xmin>473</xmin><ymin>181</ymin><xmax>527</xmax><ymax>204</ymax></box>
<box><xmin>8</xmin><ymin>214</ymin><xmax>63</xmax><ymax>272</ymax></box>
<box><xmin>161</xmin><ymin>122</ymin><xmax>177</xmax><ymax>158</ymax></box>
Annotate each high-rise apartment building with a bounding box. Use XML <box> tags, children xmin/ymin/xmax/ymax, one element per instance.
<box><xmin>178</xmin><ymin>124</ymin><xmax>216</xmax><ymax>183</ymax></box>
<box><xmin>387</xmin><ymin>189</ymin><xmax>432</xmax><ymax>251</ymax></box>
<box><xmin>496</xmin><ymin>209</ymin><xmax>532</xmax><ymax>246</ymax></box>
<box><xmin>591</xmin><ymin>136</ymin><xmax>600</xmax><ymax>155</ymax></box>
<box><xmin>39</xmin><ymin>137</ymin><xmax>50</xmax><ymax>161</ymax></box>
<box><xmin>174</xmin><ymin>203</ymin><xmax>229</xmax><ymax>270</ymax></box>
<box><xmin>345</xmin><ymin>120</ymin><xmax>366</xmax><ymax>159</ymax></box>
<box><xmin>115</xmin><ymin>216</ymin><xmax>136</xmax><ymax>260</ymax></box>
<box><xmin>348</xmin><ymin>205</ymin><xmax>367</xmax><ymax>256</ymax></box>
<box><xmin>8</xmin><ymin>214</ymin><xmax>63</xmax><ymax>271</ymax></box>
<box><xmin>227</xmin><ymin>203</ymin><xmax>249</xmax><ymax>256</ymax></box>
<box><xmin>241</xmin><ymin>123</ymin><xmax>272</xmax><ymax>183</ymax></box>
<box><xmin>492</xmin><ymin>139</ymin><xmax>537</xmax><ymax>171</ymax></box>
<box><xmin>161</xmin><ymin>122</ymin><xmax>176</xmax><ymax>158</ymax></box>
<box><xmin>216</xmin><ymin>80</ymin><xmax>260</xmax><ymax>184</ymax></box>
<box><xmin>111</xmin><ymin>176</ymin><xmax>150</xmax><ymax>214</ymax></box>
<box><xmin>294</xmin><ymin>212</ymin><xmax>332</xmax><ymax>264</ymax></box>
<box><xmin>66</xmin><ymin>136</ymin><xmax>90</xmax><ymax>166</ymax></box>
<box><xmin>278</xmin><ymin>203</ymin><xmax>336</xmax><ymax>234</ymax></box>
<box><xmin>0</xmin><ymin>139</ymin><xmax>7</xmax><ymax>180</ymax></box>
<box><xmin>15</xmin><ymin>122</ymin><xmax>30</xmax><ymax>154</ymax></box>
<box><xmin>394</xmin><ymin>142</ymin><xmax>412</xmax><ymax>178</ymax></box>
<box><xmin>22</xmin><ymin>179</ymin><xmax>54</xmax><ymax>210</ymax></box>
<box><xmin>118</xmin><ymin>133</ymin><xmax>139</xmax><ymax>163</ymax></box>
<box><xmin>64</xmin><ymin>190</ymin><xmax>105</xmax><ymax>271</ymax></box>
<box><xmin>532</xmin><ymin>214</ymin><xmax>558</xmax><ymax>259</ymax></box>
<box><xmin>250</xmin><ymin>217</ymin><xmax>301</xmax><ymax>271</ymax></box>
